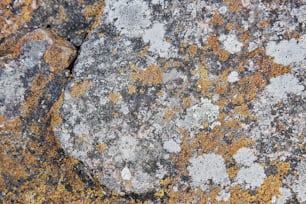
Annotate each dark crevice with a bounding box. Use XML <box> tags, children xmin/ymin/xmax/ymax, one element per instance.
<box><xmin>66</xmin><ymin>45</ymin><xmax>81</xmax><ymax>75</ymax></box>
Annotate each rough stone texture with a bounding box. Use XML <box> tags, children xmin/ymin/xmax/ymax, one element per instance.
<box><xmin>1</xmin><ymin>0</ymin><xmax>306</xmax><ymax>203</ymax></box>
<box><xmin>1</xmin><ymin>28</ymin><xmax>76</xmax><ymax>123</ymax></box>
<box><xmin>0</xmin><ymin>0</ymin><xmax>104</xmax><ymax>57</ymax></box>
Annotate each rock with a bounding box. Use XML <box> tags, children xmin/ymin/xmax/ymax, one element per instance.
<box><xmin>1</xmin><ymin>29</ymin><xmax>76</xmax><ymax>123</ymax></box>
<box><xmin>0</xmin><ymin>0</ymin><xmax>104</xmax><ymax>57</ymax></box>
<box><xmin>0</xmin><ymin>29</ymin><xmax>77</xmax><ymax>201</ymax></box>
<box><xmin>1</xmin><ymin>0</ymin><xmax>306</xmax><ymax>203</ymax></box>
<box><xmin>53</xmin><ymin>0</ymin><xmax>306</xmax><ymax>201</ymax></box>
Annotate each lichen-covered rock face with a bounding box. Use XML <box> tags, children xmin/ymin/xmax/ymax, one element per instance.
<box><xmin>1</xmin><ymin>29</ymin><xmax>76</xmax><ymax>123</ymax></box>
<box><xmin>1</xmin><ymin>0</ymin><xmax>306</xmax><ymax>203</ymax></box>
<box><xmin>0</xmin><ymin>0</ymin><xmax>104</xmax><ymax>57</ymax></box>
<box><xmin>54</xmin><ymin>0</ymin><xmax>306</xmax><ymax>199</ymax></box>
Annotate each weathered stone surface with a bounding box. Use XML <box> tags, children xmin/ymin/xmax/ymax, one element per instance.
<box><xmin>52</xmin><ymin>0</ymin><xmax>306</xmax><ymax>202</ymax></box>
<box><xmin>0</xmin><ymin>0</ymin><xmax>104</xmax><ymax>56</ymax></box>
<box><xmin>1</xmin><ymin>28</ymin><xmax>76</xmax><ymax>122</ymax></box>
<box><xmin>1</xmin><ymin>0</ymin><xmax>306</xmax><ymax>203</ymax></box>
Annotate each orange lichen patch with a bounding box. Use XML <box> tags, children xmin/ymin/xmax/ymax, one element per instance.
<box><xmin>227</xmin><ymin>166</ymin><xmax>239</xmax><ymax>179</ymax></box>
<box><xmin>234</xmin><ymin>104</ymin><xmax>249</xmax><ymax>117</ymax></box>
<box><xmin>223</xmin><ymin>119</ymin><xmax>242</xmax><ymax>130</ymax></box>
<box><xmin>127</xmin><ymin>84</ymin><xmax>137</xmax><ymax>94</ymax></box>
<box><xmin>196</xmin><ymin>187</ymin><xmax>225</xmax><ymax>204</ymax></box>
<box><xmin>237</xmin><ymin>72</ymin><xmax>265</xmax><ymax>102</ymax></box>
<box><xmin>111</xmin><ymin>50</ymin><xmax>118</xmax><ymax>56</ymax></box>
<box><xmin>162</xmin><ymin>59</ymin><xmax>183</xmax><ymax>70</ymax></box>
<box><xmin>50</xmin><ymin>5</ymin><xmax>67</xmax><ymax>25</ymax></box>
<box><xmin>108</xmin><ymin>92</ymin><xmax>121</xmax><ymax>104</ymax></box>
<box><xmin>257</xmin><ymin>19</ymin><xmax>270</xmax><ymax>29</ymax></box>
<box><xmin>98</xmin><ymin>32</ymin><xmax>105</xmax><ymax>38</ymax></box>
<box><xmin>49</xmin><ymin>91</ymin><xmax>64</xmax><ymax>127</ymax></box>
<box><xmin>249</xmin><ymin>49</ymin><xmax>291</xmax><ymax>78</ymax></box>
<box><xmin>220</xmin><ymin>137</ymin><xmax>254</xmax><ymax>161</ymax></box>
<box><xmin>4</xmin><ymin>29</ymin><xmax>48</xmax><ymax>59</ymax></box>
<box><xmin>275</xmin><ymin>161</ymin><xmax>290</xmax><ymax>177</ymax></box>
<box><xmin>131</xmin><ymin>64</ymin><xmax>163</xmax><ymax>86</ymax></box>
<box><xmin>5</xmin><ymin>29</ymin><xmax>76</xmax><ymax>61</ymax></box>
<box><xmin>0</xmin><ymin>118</ymin><xmax>22</xmax><ymax>138</ymax></box>
<box><xmin>197</xmin><ymin>64</ymin><xmax>212</xmax><ymax>93</ymax></box>
<box><xmin>174</xmin><ymin>135</ymin><xmax>193</xmax><ymax>170</ymax></box>
<box><xmin>70</xmin><ymin>80</ymin><xmax>91</xmax><ymax>97</ymax></box>
<box><xmin>225</xmin><ymin>22</ymin><xmax>239</xmax><ymax>31</ymax></box>
<box><xmin>0</xmin><ymin>0</ymin><xmax>38</xmax><ymax>39</ymax></box>
<box><xmin>210</xmin><ymin>11</ymin><xmax>223</xmax><ymax>25</ymax></box>
<box><xmin>82</xmin><ymin>1</ymin><xmax>105</xmax><ymax>34</ymax></box>
<box><xmin>240</xmin><ymin>31</ymin><xmax>250</xmax><ymax>42</ymax></box>
<box><xmin>156</xmin><ymin>90</ymin><xmax>164</xmax><ymax>97</ymax></box>
<box><xmin>0</xmin><ymin>0</ymin><xmax>11</xmax><ymax>7</ymax></box>
<box><xmin>225</xmin><ymin>0</ymin><xmax>243</xmax><ymax>12</ymax></box>
<box><xmin>166</xmin><ymin>187</ymin><xmax>196</xmax><ymax>204</ymax></box>
<box><xmin>256</xmin><ymin>176</ymin><xmax>282</xmax><ymax>202</ymax></box>
<box><xmin>218</xmin><ymin>49</ymin><xmax>230</xmax><ymax>61</ymax></box>
<box><xmin>163</xmin><ymin>108</ymin><xmax>175</xmax><ymax>123</ymax></box>
<box><xmin>229</xmin><ymin>160</ymin><xmax>289</xmax><ymax>203</ymax></box>
<box><xmin>96</xmin><ymin>143</ymin><xmax>108</xmax><ymax>152</ymax></box>
<box><xmin>203</xmin><ymin>35</ymin><xmax>219</xmax><ymax>53</ymax></box>
<box><xmin>229</xmin><ymin>185</ymin><xmax>253</xmax><ymax>203</ymax></box>
<box><xmin>20</xmin><ymin>74</ymin><xmax>49</xmax><ymax>116</ymax></box>
<box><xmin>0</xmin><ymin>115</ymin><xmax>6</xmax><ymax>126</ymax></box>
<box><xmin>44</xmin><ymin>43</ymin><xmax>76</xmax><ymax>73</ymax></box>
<box><xmin>182</xmin><ymin>97</ymin><xmax>193</xmax><ymax>109</ymax></box>
<box><xmin>139</xmin><ymin>45</ymin><xmax>149</xmax><ymax>57</ymax></box>
<box><xmin>187</xmin><ymin>44</ymin><xmax>198</xmax><ymax>57</ymax></box>
<box><xmin>268</xmin><ymin>62</ymin><xmax>291</xmax><ymax>78</ymax></box>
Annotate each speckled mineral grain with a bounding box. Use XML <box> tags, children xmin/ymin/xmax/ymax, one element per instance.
<box><xmin>1</xmin><ymin>0</ymin><xmax>306</xmax><ymax>203</ymax></box>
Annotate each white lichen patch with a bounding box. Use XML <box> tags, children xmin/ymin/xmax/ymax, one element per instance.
<box><xmin>227</xmin><ymin>71</ymin><xmax>239</xmax><ymax>83</ymax></box>
<box><xmin>290</xmin><ymin>5</ymin><xmax>306</xmax><ymax>24</ymax></box>
<box><xmin>219</xmin><ymin>34</ymin><xmax>243</xmax><ymax>54</ymax></box>
<box><xmin>188</xmin><ymin>153</ymin><xmax>229</xmax><ymax>190</ymax></box>
<box><xmin>121</xmin><ymin>167</ymin><xmax>132</xmax><ymax>181</ymax></box>
<box><xmin>177</xmin><ymin>98</ymin><xmax>219</xmax><ymax>130</ymax></box>
<box><xmin>0</xmin><ymin>64</ymin><xmax>25</xmax><ymax>118</ymax></box>
<box><xmin>143</xmin><ymin>23</ymin><xmax>172</xmax><ymax>58</ymax></box>
<box><xmin>163</xmin><ymin>139</ymin><xmax>181</xmax><ymax>154</ymax></box>
<box><xmin>233</xmin><ymin>147</ymin><xmax>257</xmax><ymax>167</ymax></box>
<box><xmin>105</xmin><ymin>0</ymin><xmax>152</xmax><ymax>37</ymax></box>
<box><xmin>260</xmin><ymin>74</ymin><xmax>304</xmax><ymax>105</ymax></box>
<box><xmin>272</xmin><ymin>187</ymin><xmax>292</xmax><ymax>204</ymax></box>
<box><xmin>216</xmin><ymin>190</ymin><xmax>231</xmax><ymax>202</ymax></box>
<box><xmin>266</xmin><ymin>35</ymin><xmax>306</xmax><ymax>66</ymax></box>
<box><xmin>293</xmin><ymin>160</ymin><xmax>306</xmax><ymax>202</ymax></box>
<box><xmin>235</xmin><ymin>163</ymin><xmax>266</xmax><ymax>189</ymax></box>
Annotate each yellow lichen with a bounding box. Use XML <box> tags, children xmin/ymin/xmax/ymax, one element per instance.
<box><xmin>70</xmin><ymin>80</ymin><xmax>91</xmax><ymax>98</ymax></box>
<box><xmin>131</xmin><ymin>64</ymin><xmax>163</xmax><ymax>86</ymax></box>
<box><xmin>82</xmin><ymin>1</ymin><xmax>105</xmax><ymax>35</ymax></box>
<box><xmin>108</xmin><ymin>92</ymin><xmax>121</xmax><ymax>104</ymax></box>
<box><xmin>210</xmin><ymin>11</ymin><xmax>223</xmax><ymax>25</ymax></box>
<box><xmin>163</xmin><ymin>108</ymin><xmax>175</xmax><ymax>123</ymax></box>
<box><xmin>96</xmin><ymin>143</ymin><xmax>108</xmax><ymax>152</ymax></box>
<box><xmin>187</xmin><ymin>44</ymin><xmax>198</xmax><ymax>57</ymax></box>
<box><xmin>49</xmin><ymin>91</ymin><xmax>64</xmax><ymax>128</ymax></box>
<box><xmin>44</xmin><ymin>41</ymin><xmax>76</xmax><ymax>72</ymax></box>
<box><xmin>127</xmin><ymin>84</ymin><xmax>137</xmax><ymax>94</ymax></box>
